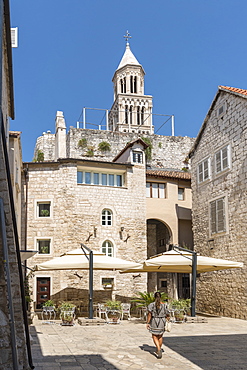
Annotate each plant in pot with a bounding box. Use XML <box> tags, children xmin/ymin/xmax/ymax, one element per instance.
<box><xmin>131</xmin><ymin>291</ymin><xmax>169</xmax><ymax>308</ymax></box>
<box><xmin>105</xmin><ymin>300</ymin><xmax>121</xmax><ymax>323</ymax></box>
<box><xmin>59</xmin><ymin>302</ymin><xmax>76</xmax><ymax>326</ymax></box>
<box><xmin>170</xmin><ymin>299</ymin><xmax>191</xmax><ymax>322</ymax></box>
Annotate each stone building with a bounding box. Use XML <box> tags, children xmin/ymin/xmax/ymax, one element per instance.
<box><xmin>26</xmin><ymin>40</ymin><xmax>194</xmax><ymax>311</ymax></box>
<box><xmin>189</xmin><ymin>85</ymin><xmax>247</xmax><ymax>319</ymax></box>
<box><xmin>0</xmin><ymin>1</ymin><xmax>31</xmax><ymax>368</ymax></box>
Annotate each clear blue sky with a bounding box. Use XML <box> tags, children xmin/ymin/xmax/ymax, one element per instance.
<box><xmin>10</xmin><ymin>0</ymin><xmax>247</xmax><ymax>161</ymax></box>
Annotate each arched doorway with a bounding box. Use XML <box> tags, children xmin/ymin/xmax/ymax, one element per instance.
<box><xmin>146</xmin><ymin>219</ymin><xmax>190</xmax><ymax>300</ymax></box>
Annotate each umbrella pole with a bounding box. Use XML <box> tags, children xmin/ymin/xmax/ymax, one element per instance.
<box><xmin>191</xmin><ymin>253</ymin><xmax>197</xmax><ymax>317</ymax></box>
<box><xmin>81</xmin><ymin>244</ymin><xmax>94</xmax><ymax>319</ymax></box>
<box><xmin>172</xmin><ymin>245</ymin><xmax>197</xmax><ymax>317</ymax></box>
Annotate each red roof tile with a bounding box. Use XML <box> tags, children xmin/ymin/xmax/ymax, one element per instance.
<box><xmin>146</xmin><ymin>169</ymin><xmax>191</xmax><ymax>180</ymax></box>
<box><xmin>219</xmin><ymin>85</ymin><xmax>247</xmax><ymax>97</ymax></box>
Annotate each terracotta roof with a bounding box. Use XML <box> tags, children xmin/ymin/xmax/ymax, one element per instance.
<box><xmin>146</xmin><ymin>169</ymin><xmax>191</xmax><ymax>180</ymax></box>
<box><xmin>219</xmin><ymin>85</ymin><xmax>247</xmax><ymax>97</ymax></box>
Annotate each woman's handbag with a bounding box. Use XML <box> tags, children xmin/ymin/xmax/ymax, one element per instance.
<box><xmin>165</xmin><ymin>319</ymin><xmax>172</xmax><ymax>332</ymax></box>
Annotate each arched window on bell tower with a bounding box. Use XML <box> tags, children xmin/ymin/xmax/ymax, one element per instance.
<box><xmin>129</xmin><ymin>105</ymin><xmax>133</xmax><ymax>125</ymax></box>
<box><xmin>134</xmin><ymin>76</ymin><xmax>137</xmax><ymax>93</ymax></box>
<box><xmin>125</xmin><ymin>105</ymin><xmax>128</xmax><ymax>124</ymax></box>
<box><xmin>141</xmin><ymin>106</ymin><xmax>145</xmax><ymax>124</ymax></box>
<box><xmin>120</xmin><ymin>78</ymin><xmax>126</xmax><ymax>93</ymax></box>
<box><xmin>137</xmin><ymin>106</ymin><xmax>140</xmax><ymax>125</ymax></box>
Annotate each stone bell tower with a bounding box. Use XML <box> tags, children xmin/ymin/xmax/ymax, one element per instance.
<box><xmin>109</xmin><ymin>32</ymin><xmax>153</xmax><ymax>134</ymax></box>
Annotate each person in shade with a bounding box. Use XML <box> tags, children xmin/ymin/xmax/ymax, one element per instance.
<box><xmin>146</xmin><ymin>291</ymin><xmax>170</xmax><ymax>359</ymax></box>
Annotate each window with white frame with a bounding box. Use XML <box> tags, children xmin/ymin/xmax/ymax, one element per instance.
<box><xmin>102</xmin><ymin>209</ymin><xmax>112</xmax><ymax>226</ymax></box>
<box><xmin>146</xmin><ymin>182</ymin><xmax>166</xmax><ymax>198</ymax></box>
<box><xmin>132</xmin><ymin>151</ymin><xmax>143</xmax><ymax>163</ymax></box>
<box><xmin>37</xmin><ymin>239</ymin><xmax>51</xmax><ymax>254</ymax></box>
<box><xmin>178</xmin><ymin>187</ymin><xmax>185</xmax><ymax>200</ymax></box>
<box><xmin>37</xmin><ymin>202</ymin><xmax>51</xmax><ymax>218</ymax></box>
<box><xmin>210</xmin><ymin>197</ymin><xmax>226</xmax><ymax>234</ymax></box>
<box><xmin>215</xmin><ymin>145</ymin><xmax>230</xmax><ymax>174</ymax></box>
<box><xmin>101</xmin><ymin>240</ymin><xmax>113</xmax><ymax>257</ymax></box>
<box><xmin>198</xmin><ymin>158</ymin><xmax>210</xmax><ymax>183</ymax></box>
<box><xmin>77</xmin><ymin>170</ymin><xmax>123</xmax><ymax>187</ymax></box>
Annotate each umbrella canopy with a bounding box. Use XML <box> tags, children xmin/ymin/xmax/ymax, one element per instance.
<box><xmin>35</xmin><ymin>248</ymin><xmax>143</xmax><ymax>271</ymax></box>
<box><xmin>121</xmin><ymin>250</ymin><xmax>243</xmax><ymax>273</ymax></box>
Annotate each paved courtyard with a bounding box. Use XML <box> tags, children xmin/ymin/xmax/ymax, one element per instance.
<box><xmin>29</xmin><ymin>315</ymin><xmax>247</xmax><ymax>370</ymax></box>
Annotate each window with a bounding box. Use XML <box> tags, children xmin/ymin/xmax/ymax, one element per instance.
<box><xmin>77</xmin><ymin>170</ymin><xmax>124</xmax><ymax>187</ymax></box>
<box><xmin>37</xmin><ymin>239</ymin><xmax>51</xmax><ymax>254</ymax></box>
<box><xmin>101</xmin><ymin>240</ymin><xmax>113</xmax><ymax>257</ymax></box>
<box><xmin>137</xmin><ymin>106</ymin><xmax>140</xmax><ymax>125</ymax></box>
<box><xmin>210</xmin><ymin>197</ymin><xmax>226</xmax><ymax>234</ymax></box>
<box><xmin>198</xmin><ymin>158</ymin><xmax>210</xmax><ymax>183</ymax></box>
<box><xmin>102</xmin><ymin>209</ymin><xmax>112</xmax><ymax>226</ymax></box>
<box><xmin>146</xmin><ymin>183</ymin><xmax>166</xmax><ymax>198</ymax></box>
<box><xmin>102</xmin><ymin>277</ymin><xmax>114</xmax><ymax>289</ymax></box>
<box><xmin>125</xmin><ymin>105</ymin><xmax>128</xmax><ymax>124</ymax></box>
<box><xmin>133</xmin><ymin>151</ymin><xmax>143</xmax><ymax>163</ymax></box>
<box><xmin>37</xmin><ymin>202</ymin><xmax>51</xmax><ymax>218</ymax></box>
<box><xmin>178</xmin><ymin>188</ymin><xmax>185</xmax><ymax>200</ymax></box>
<box><xmin>215</xmin><ymin>145</ymin><xmax>230</xmax><ymax>174</ymax></box>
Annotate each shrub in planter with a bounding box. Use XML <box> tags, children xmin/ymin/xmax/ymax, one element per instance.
<box><xmin>59</xmin><ymin>302</ymin><xmax>76</xmax><ymax>325</ymax></box>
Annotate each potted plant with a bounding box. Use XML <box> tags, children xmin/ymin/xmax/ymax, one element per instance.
<box><xmin>105</xmin><ymin>300</ymin><xmax>121</xmax><ymax>323</ymax></box>
<box><xmin>131</xmin><ymin>291</ymin><xmax>168</xmax><ymax>308</ymax></box>
<box><xmin>59</xmin><ymin>302</ymin><xmax>76</xmax><ymax>326</ymax></box>
<box><xmin>170</xmin><ymin>299</ymin><xmax>191</xmax><ymax>322</ymax></box>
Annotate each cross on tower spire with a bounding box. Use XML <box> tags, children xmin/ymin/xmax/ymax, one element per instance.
<box><xmin>124</xmin><ymin>30</ymin><xmax>131</xmax><ymax>44</ymax></box>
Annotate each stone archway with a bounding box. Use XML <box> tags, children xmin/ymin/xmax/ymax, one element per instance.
<box><xmin>146</xmin><ymin>219</ymin><xmax>172</xmax><ymax>295</ymax></box>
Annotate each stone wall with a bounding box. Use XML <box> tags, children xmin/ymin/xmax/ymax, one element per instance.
<box><xmin>25</xmin><ymin>160</ymin><xmax>148</xmax><ymax>307</ymax></box>
<box><xmin>190</xmin><ymin>91</ymin><xmax>247</xmax><ymax>319</ymax></box>
<box><xmin>35</xmin><ymin>127</ymin><xmax>195</xmax><ymax>170</ymax></box>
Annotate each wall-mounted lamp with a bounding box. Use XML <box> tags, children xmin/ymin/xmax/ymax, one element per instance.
<box><xmin>86</xmin><ymin>232</ymin><xmax>93</xmax><ymax>242</ymax></box>
<box><xmin>124</xmin><ymin>234</ymin><xmax>130</xmax><ymax>242</ymax></box>
<box><xmin>207</xmin><ymin>239</ymin><xmax>214</xmax><ymax>250</ymax></box>
<box><xmin>94</xmin><ymin>226</ymin><xmax>97</xmax><ymax>237</ymax></box>
<box><xmin>120</xmin><ymin>226</ymin><xmax>124</xmax><ymax>232</ymax></box>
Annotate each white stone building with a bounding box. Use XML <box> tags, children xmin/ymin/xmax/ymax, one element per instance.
<box><xmin>189</xmin><ymin>85</ymin><xmax>247</xmax><ymax>319</ymax></box>
<box><xmin>25</xmin><ymin>40</ymin><xmax>194</xmax><ymax>312</ymax></box>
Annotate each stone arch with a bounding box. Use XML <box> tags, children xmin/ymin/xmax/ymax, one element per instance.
<box><xmin>146</xmin><ymin>218</ymin><xmax>172</xmax><ymax>258</ymax></box>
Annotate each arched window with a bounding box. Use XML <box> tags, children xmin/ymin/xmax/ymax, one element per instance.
<box><xmin>134</xmin><ymin>76</ymin><xmax>137</xmax><ymax>93</ymax></box>
<box><xmin>125</xmin><ymin>105</ymin><xmax>128</xmax><ymax>124</ymax></box>
<box><xmin>141</xmin><ymin>107</ymin><xmax>145</xmax><ymax>124</ymax></box>
<box><xmin>101</xmin><ymin>240</ymin><xmax>113</xmax><ymax>257</ymax></box>
<box><xmin>123</xmin><ymin>77</ymin><xmax>126</xmax><ymax>93</ymax></box>
<box><xmin>129</xmin><ymin>105</ymin><xmax>133</xmax><ymax>125</ymax></box>
<box><xmin>130</xmin><ymin>76</ymin><xmax>133</xmax><ymax>93</ymax></box>
<box><xmin>137</xmin><ymin>106</ymin><xmax>140</xmax><ymax>125</ymax></box>
<box><xmin>101</xmin><ymin>209</ymin><xmax>112</xmax><ymax>226</ymax></box>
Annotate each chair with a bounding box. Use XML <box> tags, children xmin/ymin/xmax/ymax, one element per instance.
<box><xmin>97</xmin><ymin>303</ymin><xmax>107</xmax><ymax>319</ymax></box>
<box><xmin>121</xmin><ymin>303</ymin><xmax>131</xmax><ymax>320</ymax></box>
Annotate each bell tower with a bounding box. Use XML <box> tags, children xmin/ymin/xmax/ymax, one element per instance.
<box><xmin>109</xmin><ymin>32</ymin><xmax>153</xmax><ymax>134</ymax></box>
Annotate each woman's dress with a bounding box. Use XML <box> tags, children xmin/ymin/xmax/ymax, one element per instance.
<box><xmin>147</xmin><ymin>302</ymin><xmax>168</xmax><ymax>335</ymax></box>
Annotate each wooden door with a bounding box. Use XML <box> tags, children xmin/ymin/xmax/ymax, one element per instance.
<box><xmin>36</xmin><ymin>277</ymin><xmax>50</xmax><ymax>309</ymax></box>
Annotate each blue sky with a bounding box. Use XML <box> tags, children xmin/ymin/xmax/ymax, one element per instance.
<box><xmin>10</xmin><ymin>0</ymin><xmax>247</xmax><ymax>161</ymax></box>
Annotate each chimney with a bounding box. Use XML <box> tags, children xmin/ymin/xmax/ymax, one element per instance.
<box><xmin>55</xmin><ymin>111</ymin><xmax>66</xmax><ymax>160</ymax></box>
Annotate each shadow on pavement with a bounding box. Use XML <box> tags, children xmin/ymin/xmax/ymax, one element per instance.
<box><xmin>164</xmin><ymin>334</ymin><xmax>247</xmax><ymax>370</ymax></box>
<box><xmin>29</xmin><ymin>325</ymin><xmax>119</xmax><ymax>369</ymax></box>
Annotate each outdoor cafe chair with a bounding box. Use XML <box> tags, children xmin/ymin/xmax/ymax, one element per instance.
<box><xmin>121</xmin><ymin>303</ymin><xmax>131</xmax><ymax>320</ymax></box>
<box><xmin>97</xmin><ymin>303</ymin><xmax>107</xmax><ymax>319</ymax></box>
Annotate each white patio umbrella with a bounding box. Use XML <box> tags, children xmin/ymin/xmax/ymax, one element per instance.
<box><xmin>120</xmin><ymin>249</ymin><xmax>243</xmax><ymax>274</ymax></box>
<box><xmin>120</xmin><ymin>247</ymin><xmax>243</xmax><ymax>317</ymax></box>
<box><xmin>35</xmin><ymin>244</ymin><xmax>143</xmax><ymax>319</ymax></box>
<box><xmin>35</xmin><ymin>248</ymin><xmax>143</xmax><ymax>271</ymax></box>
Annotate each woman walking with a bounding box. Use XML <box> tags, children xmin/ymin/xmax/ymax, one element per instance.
<box><xmin>146</xmin><ymin>291</ymin><xmax>169</xmax><ymax>359</ymax></box>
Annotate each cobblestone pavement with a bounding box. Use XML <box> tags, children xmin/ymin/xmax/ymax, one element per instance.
<box><xmin>29</xmin><ymin>316</ymin><xmax>247</xmax><ymax>370</ymax></box>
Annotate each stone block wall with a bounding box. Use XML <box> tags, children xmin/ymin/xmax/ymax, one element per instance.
<box><xmin>35</xmin><ymin>127</ymin><xmax>194</xmax><ymax>170</ymax></box>
<box><xmin>190</xmin><ymin>91</ymin><xmax>247</xmax><ymax>319</ymax></box>
<box><xmin>25</xmin><ymin>160</ymin><xmax>148</xmax><ymax>307</ymax></box>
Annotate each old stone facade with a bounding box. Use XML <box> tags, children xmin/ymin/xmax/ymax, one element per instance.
<box><xmin>26</xmin><ymin>39</ymin><xmax>195</xmax><ymax>313</ymax></box>
<box><xmin>189</xmin><ymin>86</ymin><xmax>247</xmax><ymax>319</ymax></box>
<box><xmin>0</xmin><ymin>1</ymin><xmax>30</xmax><ymax>368</ymax></box>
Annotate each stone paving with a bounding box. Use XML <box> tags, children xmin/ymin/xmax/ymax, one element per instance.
<box><xmin>29</xmin><ymin>315</ymin><xmax>247</xmax><ymax>370</ymax></box>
